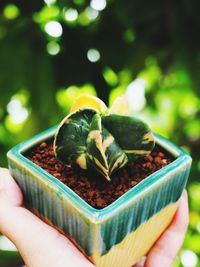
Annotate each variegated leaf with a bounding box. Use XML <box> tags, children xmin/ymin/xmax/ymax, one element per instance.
<box><xmin>54</xmin><ymin>109</ymin><xmax>155</xmax><ymax>181</ymax></box>
<box><xmin>86</xmin><ymin>114</ymin><xmax>128</xmax><ymax>181</ymax></box>
<box><xmin>54</xmin><ymin>109</ymin><xmax>96</xmax><ymax>168</ymax></box>
<box><xmin>102</xmin><ymin>127</ymin><xmax>128</xmax><ymax>176</ymax></box>
<box><xmin>86</xmin><ymin>114</ymin><xmax>110</xmax><ymax>180</ymax></box>
<box><xmin>102</xmin><ymin>114</ymin><xmax>155</xmax><ymax>161</ymax></box>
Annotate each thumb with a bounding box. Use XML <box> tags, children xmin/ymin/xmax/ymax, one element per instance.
<box><xmin>0</xmin><ymin>168</ymin><xmax>93</xmax><ymax>267</ymax></box>
<box><xmin>0</xmin><ymin>167</ymin><xmax>23</xmax><ymax>206</ymax></box>
<box><xmin>144</xmin><ymin>191</ymin><xmax>189</xmax><ymax>267</ymax></box>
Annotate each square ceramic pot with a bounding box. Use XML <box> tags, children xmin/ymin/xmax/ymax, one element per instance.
<box><xmin>7</xmin><ymin>126</ymin><xmax>192</xmax><ymax>267</ymax></box>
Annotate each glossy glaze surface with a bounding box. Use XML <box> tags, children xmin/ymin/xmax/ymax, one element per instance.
<box><xmin>7</xmin><ymin>126</ymin><xmax>192</xmax><ymax>266</ymax></box>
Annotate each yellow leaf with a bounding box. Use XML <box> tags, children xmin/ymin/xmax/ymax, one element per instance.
<box><xmin>70</xmin><ymin>94</ymin><xmax>108</xmax><ymax>113</ymax></box>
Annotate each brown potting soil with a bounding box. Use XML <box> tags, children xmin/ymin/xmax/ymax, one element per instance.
<box><xmin>25</xmin><ymin>140</ymin><xmax>174</xmax><ymax>209</ymax></box>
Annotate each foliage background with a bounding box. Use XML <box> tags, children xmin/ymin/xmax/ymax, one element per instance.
<box><xmin>0</xmin><ymin>0</ymin><xmax>200</xmax><ymax>266</ymax></box>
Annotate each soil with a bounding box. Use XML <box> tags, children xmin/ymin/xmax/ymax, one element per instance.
<box><xmin>25</xmin><ymin>140</ymin><xmax>174</xmax><ymax>209</ymax></box>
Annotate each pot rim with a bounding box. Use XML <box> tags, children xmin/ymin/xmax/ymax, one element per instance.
<box><xmin>7</xmin><ymin>125</ymin><xmax>192</xmax><ymax>222</ymax></box>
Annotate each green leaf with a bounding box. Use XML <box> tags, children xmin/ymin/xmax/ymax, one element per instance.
<box><xmin>102</xmin><ymin>127</ymin><xmax>128</xmax><ymax>175</ymax></box>
<box><xmin>86</xmin><ymin>114</ymin><xmax>128</xmax><ymax>180</ymax></box>
<box><xmin>102</xmin><ymin>114</ymin><xmax>155</xmax><ymax>160</ymax></box>
<box><xmin>54</xmin><ymin>109</ymin><xmax>96</xmax><ymax>168</ymax></box>
<box><xmin>54</xmin><ymin>109</ymin><xmax>155</xmax><ymax>181</ymax></box>
<box><xmin>86</xmin><ymin>113</ymin><xmax>110</xmax><ymax>180</ymax></box>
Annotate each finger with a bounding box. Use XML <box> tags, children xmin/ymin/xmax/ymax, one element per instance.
<box><xmin>0</xmin><ymin>168</ymin><xmax>23</xmax><ymax>206</ymax></box>
<box><xmin>0</xmin><ymin>168</ymin><xmax>93</xmax><ymax>267</ymax></box>
<box><xmin>144</xmin><ymin>192</ymin><xmax>189</xmax><ymax>267</ymax></box>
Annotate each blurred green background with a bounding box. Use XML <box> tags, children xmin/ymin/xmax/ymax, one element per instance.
<box><xmin>0</xmin><ymin>0</ymin><xmax>199</xmax><ymax>266</ymax></box>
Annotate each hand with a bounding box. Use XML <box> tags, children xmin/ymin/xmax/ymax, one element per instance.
<box><xmin>134</xmin><ymin>190</ymin><xmax>188</xmax><ymax>267</ymax></box>
<box><xmin>0</xmin><ymin>168</ymin><xmax>188</xmax><ymax>267</ymax></box>
<box><xmin>0</xmin><ymin>168</ymin><xmax>94</xmax><ymax>267</ymax></box>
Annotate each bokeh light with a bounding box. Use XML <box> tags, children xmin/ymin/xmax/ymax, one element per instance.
<box><xmin>46</xmin><ymin>41</ymin><xmax>60</xmax><ymax>55</ymax></box>
<box><xmin>87</xmin><ymin>48</ymin><xmax>100</xmax><ymax>62</ymax></box>
<box><xmin>180</xmin><ymin>249</ymin><xmax>198</xmax><ymax>267</ymax></box>
<box><xmin>64</xmin><ymin>8</ymin><xmax>78</xmax><ymax>22</ymax></box>
<box><xmin>126</xmin><ymin>79</ymin><xmax>146</xmax><ymax>113</ymax></box>
<box><xmin>44</xmin><ymin>0</ymin><xmax>57</xmax><ymax>5</ymax></box>
<box><xmin>3</xmin><ymin>4</ymin><xmax>20</xmax><ymax>20</ymax></box>
<box><xmin>33</xmin><ymin>6</ymin><xmax>60</xmax><ymax>24</ymax></box>
<box><xmin>44</xmin><ymin>21</ymin><xmax>63</xmax><ymax>38</ymax></box>
<box><xmin>90</xmin><ymin>0</ymin><xmax>107</xmax><ymax>11</ymax></box>
<box><xmin>7</xmin><ymin>99</ymin><xmax>29</xmax><ymax>124</ymax></box>
<box><xmin>0</xmin><ymin>236</ymin><xmax>17</xmax><ymax>251</ymax></box>
<box><xmin>85</xmin><ymin>7</ymin><xmax>99</xmax><ymax>20</ymax></box>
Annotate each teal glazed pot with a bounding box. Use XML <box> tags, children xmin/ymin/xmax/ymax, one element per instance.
<box><xmin>7</xmin><ymin>126</ymin><xmax>192</xmax><ymax>267</ymax></box>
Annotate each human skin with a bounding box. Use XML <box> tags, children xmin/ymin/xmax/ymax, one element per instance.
<box><xmin>0</xmin><ymin>168</ymin><xmax>188</xmax><ymax>267</ymax></box>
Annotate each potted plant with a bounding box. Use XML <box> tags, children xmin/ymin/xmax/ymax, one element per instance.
<box><xmin>7</xmin><ymin>95</ymin><xmax>192</xmax><ymax>267</ymax></box>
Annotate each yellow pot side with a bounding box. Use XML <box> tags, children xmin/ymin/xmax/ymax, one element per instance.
<box><xmin>93</xmin><ymin>201</ymin><xmax>178</xmax><ymax>267</ymax></box>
